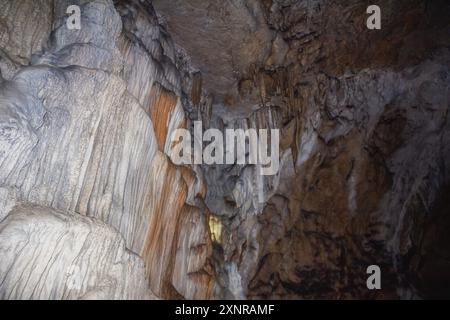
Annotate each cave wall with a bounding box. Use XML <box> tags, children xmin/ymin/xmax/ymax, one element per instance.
<box><xmin>1</xmin><ymin>0</ymin><xmax>449</xmax><ymax>300</ymax></box>
<box><xmin>0</xmin><ymin>0</ymin><xmax>213</xmax><ymax>299</ymax></box>
<box><xmin>154</xmin><ymin>0</ymin><xmax>450</xmax><ymax>299</ymax></box>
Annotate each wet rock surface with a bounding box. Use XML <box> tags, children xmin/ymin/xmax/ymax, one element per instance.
<box><xmin>155</xmin><ymin>0</ymin><xmax>450</xmax><ymax>299</ymax></box>
<box><xmin>0</xmin><ymin>204</ymin><xmax>154</xmax><ymax>300</ymax></box>
<box><xmin>1</xmin><ymin>0</ymin><xmax>450</xmax><ymax>300</ymax></box>
<box><xmin>0</xmin><ymin>0</ymin><xmax>212</xmax><ymax>300</ymax></box>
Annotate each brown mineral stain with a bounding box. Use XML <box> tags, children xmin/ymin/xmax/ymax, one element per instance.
<box><xmin>191</xmin><ymin>72</ymin><xmax>203</xmax><ymax>106</ymax></box>
<box><xmin>142</xmin><ymin>153</ymin><xmax>213</xmax><ymax>299</ymax></box>
<box><xmin>147</xmin><ymin>83</ymin><xmax>178</xmax><ymax>151</ymax></box>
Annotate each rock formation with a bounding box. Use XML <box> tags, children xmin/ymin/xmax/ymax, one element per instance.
<box><xmin>0</xmin><ymin>0</ymin><xmax>213</xmax><ymax>300</ymax></box>
<box><xmin>153</xmin><ymin>0</ymin><xmax>450</xmax><ymax>299</ymax></box>
<box><xmin>1</xmin><ymin>0</ymin><xmax>450</xmax><ymax>300</ymax></box>
<box><xmin>0</xmin><ymin>204</ymin><xmax>153</xmax><ymax>299</ymax></box>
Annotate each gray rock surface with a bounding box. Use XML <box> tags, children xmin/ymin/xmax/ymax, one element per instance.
<box><xmin>156</xmin><ymin>0</ymin><xmax>450</xmax><ymax>299</ymax></box>
<box><xmin>0</xmin><ymin>0</ymin><xmax>213</xmax><ymax>300</ymax></box>
<box><xmin>0</xmin><ymin>204</ymin><xmax>153</xmax><ymax>300</ymax></box>
<box><xmin>1</xmin><ymin>0</ymin><xmax>450</xmax><ymax>300</ymax></box>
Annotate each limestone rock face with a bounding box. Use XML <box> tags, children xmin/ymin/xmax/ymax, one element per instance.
<box><xmin>153</xmin><ymin>0</ymin><xmax>274</xmax><ymax>107</ymax></box>
<box><xmin>0</xmin><ymin>0</ymin><xmax>53</xmax><ymax>78</ymax></box>
<box><xmin>1</xmin><ymin>0</ymin><xmax>450</xmax><ymax>300</ymax></box>
<box><xmin>0</xmin><ymin>204</ymin><xmax>153</xmax><ymax>300</ymax></box>
<box><xmin>155</xmin><ymin>0</ymin><xmax>450</xmax><ymax>299</ymax></box>
<box><xmin>0</xmin><ymin>0</ymin><xmax>213</xmax><ymax>300</ymax></box>
<box><xmin>238</xmin><ymin>56</ymin><xmax>450</xmax><ymax>299</ymax></box>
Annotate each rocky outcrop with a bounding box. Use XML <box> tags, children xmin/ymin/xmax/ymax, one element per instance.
<box><xmin>0</xmin><ymin>204</ymin><xmax>153</xmax><ymax>300</ymax></box>
<box><xmin>0</xmin><ymin>0</ymin><xmax>213</xmax><ymax>300</ymax></box>
<box><xmin>155</xmin><ymin>0</ymin><xmax>450</xmax><ymax>299</ymax></box>
<box><xmin>1</xmin><ymin>0</ymin><xmax>449</xmax><ymax>300</ymax></box>
<box><xmin>240</xmin><ymin>54</ymin><xmax>450</xmax><ymax>299</ymax></box>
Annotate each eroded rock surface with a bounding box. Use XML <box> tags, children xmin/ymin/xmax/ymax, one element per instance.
<box><xmin>0</xmin><ymin>0</ymin><xmax>213</xmax><ymax>300</ymax></box>
<box><xmin>0</xmin><ymin>204</ymin><xmax>153</xmax><ymax>300</ymax></box>
<box><xmin>155</xmin><ymin>0</ymin><xmax>450</xmax><ymax>299</ymax></box>
<box><xmin>1</xmin><ymin>0</ymin><xmax>450</xmax><ymax>300</ymax></box>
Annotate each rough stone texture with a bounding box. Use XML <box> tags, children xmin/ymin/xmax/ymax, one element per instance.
<box><xmin>0</xmin><ymin>204</ymin><xmax>153</xmax><ymax>300</ymax></box>
<box><xmin>1</xmin><ymin>0</ymin><xmax>450</xmax><ymax>300</ymax></box>
<box><xmin>154</xmin><ymin>0</ymin><xmax>274</xmax><ymax>108</ymax></box>
<box><xmin>0</xmin><ymin>0</ymin><xmax>53</xmax><ymax>78</ymax></box>
<box><xmin>0</xmin><ymin>0</ymin><xmax>213</xmax><ymax>300</ymax></box>
<box><xmin>156</xmin><ymin>0</ymin><xmax>450</xmax><ymax>299</ymax></box>
<box><xmin>239</xmin><ymin>55</ymin><xmax>450</xmax><ymax>299</ymax></box>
